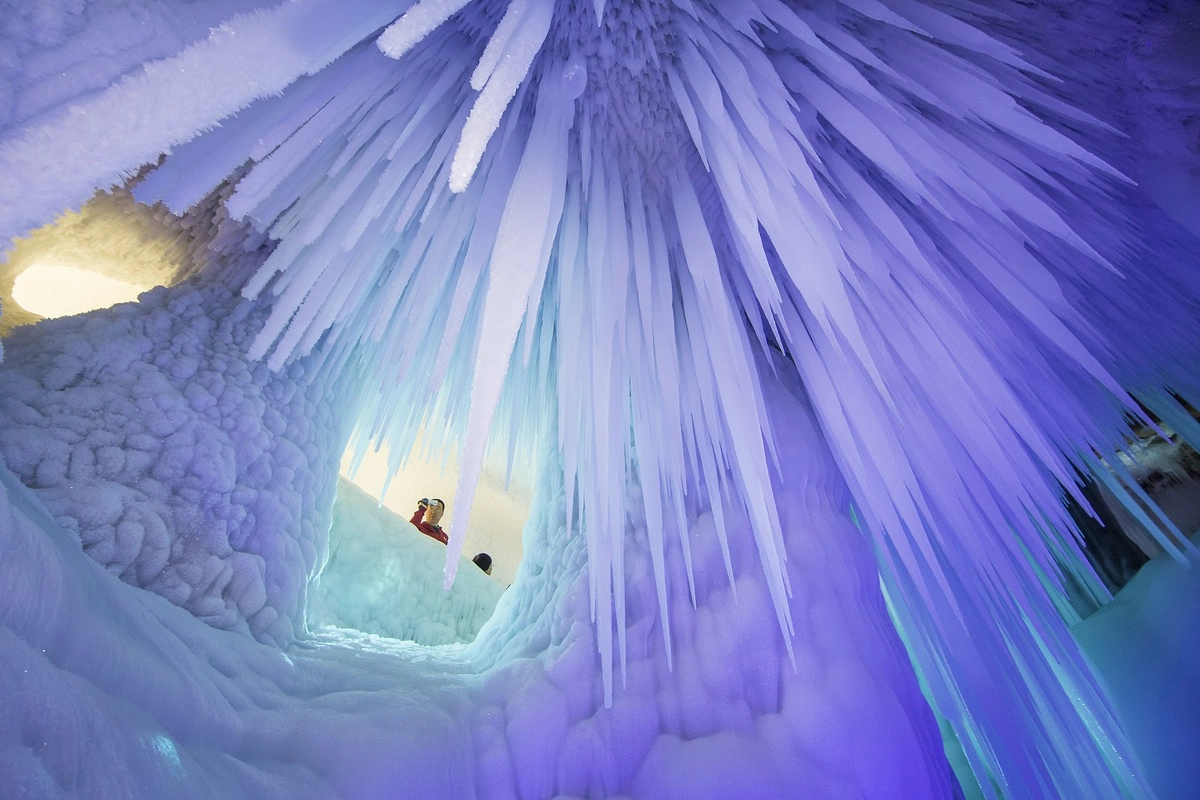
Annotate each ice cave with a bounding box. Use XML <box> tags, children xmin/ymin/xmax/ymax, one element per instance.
<box><xmin>2</xmin><ymin>0</ymin><xmax>1200</xmax><ymax>798</ymax></box>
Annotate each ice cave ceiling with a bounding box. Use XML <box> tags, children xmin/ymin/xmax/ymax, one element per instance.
<box><xmin>2</xmin><ymin>0</ymin><xmax>1200</xmax><ymax>798</ymax></box>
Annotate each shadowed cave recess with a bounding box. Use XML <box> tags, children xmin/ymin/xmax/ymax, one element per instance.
<box><xmin>2</xmin><ymin>0</ymin><xmax>1200</xmax><ymax>798</ymax></box>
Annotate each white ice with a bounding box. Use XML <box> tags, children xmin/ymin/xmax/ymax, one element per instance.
<box><xmin>3</xmin><ymin>0</ymin><xmax>1200</xmax><ymax>797</ymax></box>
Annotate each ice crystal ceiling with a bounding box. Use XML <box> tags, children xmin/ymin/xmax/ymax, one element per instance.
<box><xmin>5</xmin><ymin>0</ymin><xmax>1200</xmax><ymax>796</ymax></box>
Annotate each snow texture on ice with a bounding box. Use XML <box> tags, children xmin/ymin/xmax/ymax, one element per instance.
<box><xmin>308</xmin><ymin>477</ymin><xmax>504</xmax><ymax>645</ymax></box>
<box><xmin>0</xmin><ymin>270</ymin><xmax>353</xmax><ymax>646</ymax></box>
<box><xmin>3</xmin><ymin>0</ymin><xmax>1200</xmax><ymax>797</ymax></box>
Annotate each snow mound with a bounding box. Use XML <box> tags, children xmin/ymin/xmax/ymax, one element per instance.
<box><xmin>308</xmin><ymin>477</ymin><xmax>504</xmax><ymax>645</ymax></box>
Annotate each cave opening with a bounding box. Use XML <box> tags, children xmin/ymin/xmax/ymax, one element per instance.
<box><xmin>0</xmin><ymin>184</ymin><xmax>537</xmax><ymax>652</ymax></box>
<box><xmin>307</xmin><ymin>431</ymin><xmax>535</xmax><ymax>646</ymax></box>
<box><xmin>5</xmin><ymin>1</ymin><xmax>1200</xmax><ymax>796</ymax></box>
<box><xmin>0</xmin><ymin>187</ymin><xmax>186</xmax><ymax>334</ymax></box>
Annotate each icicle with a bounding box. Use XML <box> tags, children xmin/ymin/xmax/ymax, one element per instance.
<box><xmin>446</xmin><ymin>77</ymin><xmax>571</xmax><ymax>586</ymax></box>
<box><xmin>449</xmin><ymin>0</ymin><xmax>554</xmax><ymax>192</ymax></box>
<box><xmin>376</xmin><ymin>0</ymin><xmax>475</xmax><ymax>60</ymax></box>
<box><xmin>632</xmin><ymin>375</ymin><xmax>674</xmax><ymax>669</ymax></box>
<box><xmin>470</xmin><ymin>0</ymin><xmax>528</xmax><ymax>91</ymax></box>
<box><xmin>1092</xmin><ymin>451</ymin><xmax>1195</xmax><ymax>559</ymax></box>
<box><xmin>668</xmin><ymin>166</ymin><xmax>794</xmax><ymax>644</ymax></box>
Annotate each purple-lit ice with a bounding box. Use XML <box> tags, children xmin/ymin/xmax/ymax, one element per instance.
<box><xmin>3</xmin><ymin>0</ymin><xmax>1200</xmax><ymax>797</ymax></box>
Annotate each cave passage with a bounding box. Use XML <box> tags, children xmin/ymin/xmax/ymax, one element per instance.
<box><xmin>4</xmin><ymin>1</ymin><xmax>1200</xmax><ymax>798</ymax></box>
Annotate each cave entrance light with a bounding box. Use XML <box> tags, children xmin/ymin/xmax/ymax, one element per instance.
<box><xmin>12</xmin><ymin>262</ymin><xmax>148</xmax><ymax>319</ymax></box>
<box><xmin>307</xmin><ymin>430</ymin><xmax>534</xmax><ymax>646</ymax></box>
<box><xmin>0</xmin><ymin>189</ymin><xmax>184</xmax><ymax>335</ymax></box>
<box><xmin>340</xmin><ymin>432</ymin><xmax>532</xmax><ymax>588</ymax></box>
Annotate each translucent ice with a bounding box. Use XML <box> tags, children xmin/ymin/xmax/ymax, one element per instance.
<box><xmin>4</xmin><ymin>0</ymin><xmax>1200</xmax><ymax>798</ymax></box>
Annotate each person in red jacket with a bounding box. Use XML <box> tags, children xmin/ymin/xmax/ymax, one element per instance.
<box><xmin>411</xmin><ymin>498</ymin><xmax>448</xmax><ymax>544</ymax></box>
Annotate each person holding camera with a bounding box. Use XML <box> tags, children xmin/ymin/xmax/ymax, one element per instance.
<box><xmin>411</xmin><ymin>497</ymin><xmax>449</xmax><ymax>544</ymax></box>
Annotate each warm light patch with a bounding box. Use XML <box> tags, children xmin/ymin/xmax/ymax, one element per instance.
<box><xmin>12</xmin><ymin>262</ymin><xmax>147</xmax><ymax>319</ymax></box>
<box><xmin>1</xmin><ymin>188</ymin><xmax>186</xmax><ymax>336</ymax></box>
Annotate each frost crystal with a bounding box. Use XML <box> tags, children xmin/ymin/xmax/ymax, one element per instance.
<box><xmin>6</xmin><ymin>0</ymin><xmax>1200</xmax><ymax>797</ymax></box>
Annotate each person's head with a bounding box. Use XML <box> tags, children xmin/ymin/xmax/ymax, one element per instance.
<box><xmin>426</xmin><ymin>498</ymin><xmax>445</xmax><ymax>526</ymax></box>
<box><xmin>472</xmin><ymin>553</ymin><xmax>492</xmax><ymax>575</ymax></box>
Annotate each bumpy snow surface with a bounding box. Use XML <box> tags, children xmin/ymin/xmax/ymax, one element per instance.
<box><xmin>0</xmin><ymin>370</ymin><xmax>955</xmax><ymax>798</ymax></box>
<box><xmin>0</xmin><ymin>273</ymin><xmax>350</xmax><ymax>646</ymax></box>
<box><xmin>308</xmin><ymin>478</ymin><xmax>504</xmax><ymax>644</ymax></box>
<box><xmin>3</xmin><ymin>0</ymin><xmax>1200</xmax><ymax>798</ymax></box>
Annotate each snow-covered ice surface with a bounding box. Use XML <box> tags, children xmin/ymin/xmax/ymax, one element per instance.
<box><xmin>0</xmin><ymin>269</ymin><xmax>355</xmax><ymax>646</ymax></box>
<box><xmin>3</xmin><ymin>0</ymin><xmax>1200</xmax><ymax>797</ymax></box>
<box><xmin>0</xmin><ymin>367</ymin><xmax>954</xmax><ymax>798</ymax></box>
<box><xmin>308</xmin><ymin>477</ymin><xmax>504</xmax><ymax>645</ymax></box>
<box><xmin>0</xmin><ymin>0</ymin><xmax>411</xmax><ymax>250</ymax></box>
<box><xmin>0</xmin><ymin>0</ymin><xmax>280</xmax><ymax>135</ymax></box>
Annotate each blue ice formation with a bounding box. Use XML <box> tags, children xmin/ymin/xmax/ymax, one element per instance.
<box><xmin>309</xmin><ymin>478</ymin><xmax>505</xmax><ymax>644</ymax></box>
<box><xmin>2</xmin><ymin>0</ymin><xmax>1200</xmax><ymax>797</ymax></box>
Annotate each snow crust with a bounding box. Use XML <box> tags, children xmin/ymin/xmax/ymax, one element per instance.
<box><xmin>308</xmin><ymin>477</ymin><xmax>504</xmax><ymax>645</ymax></box>
<box><xmin>0</xmin><ymin>271</ymin><xmax>352</xmax><ymax>646</ymax></box>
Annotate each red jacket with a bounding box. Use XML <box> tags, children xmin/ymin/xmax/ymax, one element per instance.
<box><xmin>410</xmin><ymin>507</ymin><xmax>448</xmax><ymax>544</ymax></box>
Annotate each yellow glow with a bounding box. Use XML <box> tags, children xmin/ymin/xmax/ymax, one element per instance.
<box><xmin>1</xmin><ymin>189</ymin><xmax>184</xmax><ymax>336</ymax></box>
<box><xmin>12</xmin><ymin>262</ymin><xmax>147</xmax><ymax>319</ymax></box>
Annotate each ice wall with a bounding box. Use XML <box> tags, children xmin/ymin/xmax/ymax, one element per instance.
<box><xmin>0</xmin><ymin>269</ymin><xmax>356</xmax><ymax>646</ymax></box>
<box><xmin>0</xmin><ymin>451</ymin><xmax>474</xmax><ymax>799</ymax></box>
<box><xmin>308</xmin><ymin>477</ymin><xmax>504</xmax><ymax>645</ymax></box>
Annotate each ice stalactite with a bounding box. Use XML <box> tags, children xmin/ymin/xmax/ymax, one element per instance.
<box><xmin>132</xmin><ymin>1</ymin><xmax>1192</xmax><ymax>794</ymax></box>
<box><xmin>465</xmin><ymin>360</ymin><xmax>957</xmax><ymax>799</ymax></box>
<box><xmin>3</xmin><ymin>0</ymin><xmax>1200</xmax><ymax>797</ymax></box>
